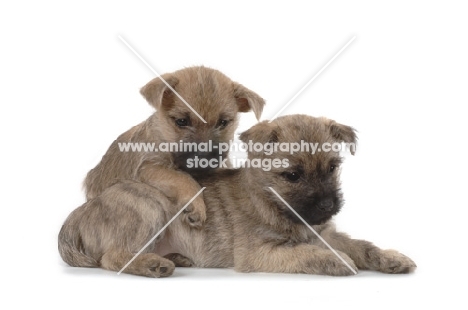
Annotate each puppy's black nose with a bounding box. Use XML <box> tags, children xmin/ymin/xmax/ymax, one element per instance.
<box><xmin>318</xmin><ymin>199</ymin><xmax>334</xmax><ymax>211</ymax></box>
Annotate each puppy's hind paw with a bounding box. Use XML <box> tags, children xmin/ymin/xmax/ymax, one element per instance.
<box><xmin>134</xmin><ymin>254</ymin><xmax>175</xmax><ymax>278</ymax></box>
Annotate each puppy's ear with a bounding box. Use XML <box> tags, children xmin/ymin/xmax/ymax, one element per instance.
<box><xmin>321</xmin><ymin>117</ymin><xmax>358</xmax><ymax>155</ymax></box>
<box><xmin>239</xmin><ymin>121</ymin><xmax>279</xmax><ymax>145</ymax></box>
<box><xmin>233</xmin><ymin>83</ymin><xmax>266</xmax><ymax>121</ymax></box>
<box><xmin>140</xmin><ymin>74</ymin><xmax>179</xmax><ymax>110</ymax></box>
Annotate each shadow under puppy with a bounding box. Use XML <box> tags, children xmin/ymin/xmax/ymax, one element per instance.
<box><xmin>59</xmin><ymin>115</ymin><xmax>416</xmax><ymax>277</ymax></box>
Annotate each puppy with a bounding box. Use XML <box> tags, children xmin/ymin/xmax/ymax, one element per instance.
<box><xmin>58</xmin><ymin>66</ymin><xmax>264</xmax><ymax>269</ymax></box>
<box><xmin>83</xmin><ymin>66</ymin><xmax>264</xmax><ymax>229</ymax></box>
<box><xmin>59</xmin><ymin>115</ymin><xmax>416</xmax><ymax>277</ymax></box>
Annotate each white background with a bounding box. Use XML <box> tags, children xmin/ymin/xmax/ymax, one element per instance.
<box><xmin>1</xmin><ymin>1</ymin><xmax>467</xmax><ymax>309</ymax></box>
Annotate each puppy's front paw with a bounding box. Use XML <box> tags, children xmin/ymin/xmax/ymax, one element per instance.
<box><xmin>306</xmin><ymin>251</ymin><xmax>358</xmax><ymax>276</ymax></box>
<box><xmin>377</xmin><ymin>249</ymin><xmax>417</xmax><ymax>274</ymax></box>
<box><xmin>182</xmin><ymin>195</ymin><xmax>207</xmax><ymax>228</ymax></box>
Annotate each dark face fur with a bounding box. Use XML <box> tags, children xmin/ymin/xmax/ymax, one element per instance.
<box><xmin>240</xmin><ymin>115</ymin><xmax>357</xmax><ymax>226</ymax></box>
<box><xmin>274</xmin><ymin>152</ymin><xmax>344</xmax><ymax>225</ymax></box>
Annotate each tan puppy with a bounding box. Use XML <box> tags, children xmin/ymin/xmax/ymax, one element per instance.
<box><xmin>83</xmin><ymin>66</ymin><xmax>264</xmax><ymax>228</ymax></box>
<box><xmin>59</xmin><ymin>115</ymin><xmax>416</xmax><ymax>277</ymax></box>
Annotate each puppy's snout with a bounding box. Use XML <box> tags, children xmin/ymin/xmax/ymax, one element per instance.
<box><xmin>194</xmin><ymin>151</ymin><xmax>218</xmax><ymax>160</ymax></box>
<box><xmin>318</xmin><ymin>199</ymin><xmax>334</xmax><ymax>211</ymax></box>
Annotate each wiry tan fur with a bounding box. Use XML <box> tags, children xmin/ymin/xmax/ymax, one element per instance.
<box><xmin>59</xmin><ymin>115</ymin><xmax>416</xmax><ymax>277</ymax></box>
<box><xmin>58</xmin><ymin>66</ymin><xmax>265</xmax><ymax>269</ymax></box>
<box><xmin>83</xmin><ymin>66</ymin><xmax>264</xmax><ymax>226</ymax></box>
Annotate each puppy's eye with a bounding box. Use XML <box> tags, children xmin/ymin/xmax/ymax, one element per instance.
<box><xmin>282</xmin><ymin>172</ymin><xmax>301</xmax><ymax>182</ymax></box>
<box><xmin>329</xmin><ymin>165</ymin><xmax>338</xmax><ymax>173</ymax></box>
<box><xmin>217</xmin><ymin>119</ymin><xmax>229</xmax><ymax>129</ymax></box>
<box><xmin>175</xmin><ymin>118</ymin><xmax>189</xmax><ymax>127</ymax></box>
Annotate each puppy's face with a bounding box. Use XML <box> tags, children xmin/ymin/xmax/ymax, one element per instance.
<box><xmin>141</xmin><ymin>66</ymin><xmax>265</xmax><ymax>171</ymax></box>
<box><xmin>240</xmin><ymin>115</ymin><xmax>357</xmax><ymax>225</ymax></box>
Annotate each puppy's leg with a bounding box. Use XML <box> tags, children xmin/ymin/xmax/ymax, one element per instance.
<box><xmin>101</xmin><ymin>250</ymin><xmax>175</xmax><ymax>278</ymax></box>
<box><xmin>234</xmin><ymin>242</ymin><xmax>357</xmax><ymax>276</ymax></box>
<box><xmin>76</xmin><ymin>181</ymin><xmax>179</xmax><ymax>278</ymax></box>
<box><xmin>320</xmin><ymin>225</ymin><xmax>416</xmax><ymax>273</ymax></box>
<box><xmin>138</xmin><ymin>161</ymin><xmax>206</xmax><ymax>228</ymax></box>
<box><xmin>164</xmin><ymin>253</ymin><xmax>194</xmax><ymax>267</ymax></box>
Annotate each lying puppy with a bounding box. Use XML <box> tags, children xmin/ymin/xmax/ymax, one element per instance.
<box><xmin>82</xmin><ymin>66</ymin><xmax>264</xmax><ymax>230</ymax></box>
<box><xmin>59</xmin><ymin>115</ymin><xmax>416</xmax><ymax>277</ymax></box>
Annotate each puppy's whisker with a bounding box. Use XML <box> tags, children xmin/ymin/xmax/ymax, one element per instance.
<box><xmin>268</xmin><ymin>187</ymin><xmax>358</xmax><ymax>275</ymax></box>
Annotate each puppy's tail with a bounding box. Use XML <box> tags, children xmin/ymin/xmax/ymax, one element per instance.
<box><xmin>58</xmin><ymin>222</ymin><xmax>98</xmax><ymax>268</ymax></box>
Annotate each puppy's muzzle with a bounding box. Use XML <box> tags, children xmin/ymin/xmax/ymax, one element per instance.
<box><xmin>318</xmin><ymin>199</ymin><xmax>334</xmax><ymax>212</ymax></box>
<box><xmin>174</xmin><ymin>149</ymin><xmax>224</xmax><ymax>172</ymax></box>
<box><xmin>177</xmin><ymin>150</ymin><xmax>219</xmax><ymax>162</ymax></box>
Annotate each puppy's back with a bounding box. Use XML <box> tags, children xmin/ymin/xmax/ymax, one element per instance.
<box><xmin>83</xmin><ymin>119</ymin><xmax>153</xmax><ymax>200</ymax></box>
